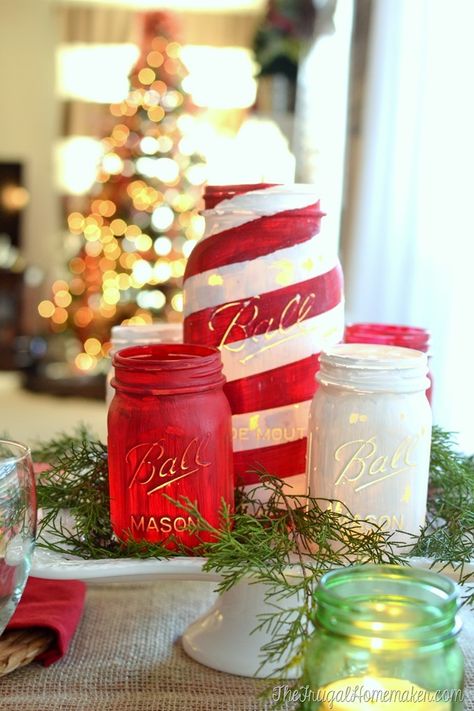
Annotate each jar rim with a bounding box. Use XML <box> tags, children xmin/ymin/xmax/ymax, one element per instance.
<box><xmin>315</xmin><ymin>564</ymin><xmax>461</xmax><ymax>645</ymax></box>
<box><xmin>318</xmin><ymin>345</ymin><xmax>429</xmax><ymax>393</ymax></box>
<box><xmin>345</xmin><ymin>323</ymin><xmax>431</xmax><ymax>351</ymax></box>
<box><xmin>114</xmin><ymin>343</ymin><xmax>220</xmax><ymax>370</ymax></box>
<box><xmin>0</xmin><ymin>438</ymin><xmax>32</xmax><ymax>467</ymax></box>
<box><xmin>112</xmin><ymin>343</ymin><xmax>225</xmax><ymax>394</ymax></box>
<box><xmin>204</xmin><ymin>182</ymin><xmax>320</xmax><ymax>195</ymax></box>
<box><xmin>346</xmin><ymin>322</ymin><xmax>429</xmax><ymax>337</ymax></box>
<box><xmin>318</xmin><ymin>564</ymin><xmax>459</xmax><ymax>607</ymax></box>
<box><xmin>205</xmin><ymin>182</ymin><xmax>277</xmax><ymax>195</ymax></box>
<box><xmin>203</xmin><ymin>183</ymin><xmax>324</xmax><ymax>213</ymax></box>
<box><xmin>320</xmin><ymin>344</ymin><xmax>426</xmax><ymax>370</ymax></box>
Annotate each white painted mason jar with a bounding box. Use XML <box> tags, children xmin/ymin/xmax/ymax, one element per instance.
<box><xmin>105</xmin><ymin>323</ymin><xmax>182</xmax><ymax>406</ymax></box>
<box><xmin>307</xmin><ymin>344</ymin><xmax>432</xmax><ymax>537</ymax></box>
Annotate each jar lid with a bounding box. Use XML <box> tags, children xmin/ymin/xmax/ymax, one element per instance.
<box><xmin>318</xmin><ymin>344</ymin><xmax>429</xmax><ymax>393</ymax></box>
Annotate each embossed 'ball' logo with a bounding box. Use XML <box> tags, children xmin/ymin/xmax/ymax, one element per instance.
<box><xmin>209</xmin><ymin>292</ymin><xmax>317</xmax><ymax>363</ymax></box>
<box><xmin>334</xmin><ymin>435</ymin><xmax>419</xmax><ymax>492</ymax></box>
<box><xmin>126</xmin><ymin>434</ymin><xmax>211</xmax><ymax>495</ymax></box>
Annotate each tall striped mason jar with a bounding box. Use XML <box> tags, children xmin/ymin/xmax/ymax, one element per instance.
<box><xmin>183</xmin><ymin>183</ymin><xmax>344</xmax><ymax>497</ymax></box>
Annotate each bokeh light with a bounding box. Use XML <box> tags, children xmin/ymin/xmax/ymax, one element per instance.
<box><xmin>171</xmin><ymin>293</ymin><xmax>184</xmax><ymax>312</ymax></box>
<box><xmin>45</xmin><ymin>28</ymin><xmax>205</xmax><ymax>367</ymax></box>
<box><xmin>154</xmin><ymin>236</ymin><xmax>172</xmax><ymax>256</ymax></box>
<box><xmin>38</xmin><ymin>300</ymin><xmax>55</xmax><ymax>318</ymax></box>
<box><xmin>151</xmin><ymin>205</ymin><xmax>174</xmax><ymax>231</ymax></box>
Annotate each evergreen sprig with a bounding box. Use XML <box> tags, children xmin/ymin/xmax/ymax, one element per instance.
<box><xmin>410</xmin><ymin>426</ymin><xmax>474</xmax><ymax>595</ymax></box>
<box><xmin>177</xmin><ymin>475</ymin><xmax>406</xmax><ymax>675</ymax></box>
<box><xmin>32</xmin><ymin>425</ymin><xmax>474</xmax><ymax>679</ymax></box>
<box><xmin>34</xmin><ymin>427</ymin><xmax>177</xmax><ymax>559</ymax></box>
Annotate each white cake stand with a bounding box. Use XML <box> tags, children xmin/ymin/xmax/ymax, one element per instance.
<box><xmin>31</xmin><ymin>548</ymin><xmax>472</xmax><ymax>678</ymax></box>
<box><xmin>31</xmin><ymin>548</ymin><xmax>303</xmax><ymax>677</ymax></box>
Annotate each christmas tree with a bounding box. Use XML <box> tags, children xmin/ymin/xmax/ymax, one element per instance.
<box><xmin>39</xmin><ymin>12</ymin><xmax>205</xmax><ymax>373</ymax></box>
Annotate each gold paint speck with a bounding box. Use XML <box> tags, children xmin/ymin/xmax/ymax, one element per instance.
<box><xmin>249</xmin><ymin>414</ymin><xmax>260</xmax><ymax>431</ymax></box>
<box><xmin>274</xmin><ymin>260</ymin><xmax>294</xmax><ymax>287</ymax></box>
<box><xmin>349</xmin><ymin>413</ymin><xmax>368</xmax><ymax>424</ymax></box>
<box><xmin>208</xmin><ymin>274</ymin><xmax>223</xmax><ymax>286</ymax></box>
<box><xmin>401</xmin><ymin>485</ymin><xmax>412</xmax><ymax>503</ymax></box>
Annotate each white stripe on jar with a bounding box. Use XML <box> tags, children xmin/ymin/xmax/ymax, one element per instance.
<box><xmin>183</xmin><ymin>233</ymin><xmax>338</xmax><ymax>317</ymax></box>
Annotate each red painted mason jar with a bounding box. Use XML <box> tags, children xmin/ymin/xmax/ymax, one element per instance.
<box><xmin>108</xmin><ymin>343</ymin><xmax>234</xmax><ymax>549</ymax></box>
<box><xmin>344</xmin><ymin>323</ymin><xmax>433</xmax><ymax>403</ymax></box>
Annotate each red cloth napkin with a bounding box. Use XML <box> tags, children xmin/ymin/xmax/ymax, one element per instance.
<box><xmin>6</xmin><ymin>576</ymin><xmax>86</xmax><ymax>666</ymax></box>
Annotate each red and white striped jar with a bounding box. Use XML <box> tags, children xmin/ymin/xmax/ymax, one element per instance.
<box><xmin>183</xmin><ymin>184</ymin><xmax>344</xmax><ymax>496</ymax></box>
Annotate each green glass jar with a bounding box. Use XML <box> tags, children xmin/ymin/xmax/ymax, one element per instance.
<box><xmin>303</xmin><ymin>565</ymin><xmax>464</xmax><ymax>710</ymax></box>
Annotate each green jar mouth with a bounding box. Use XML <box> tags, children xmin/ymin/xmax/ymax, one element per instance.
<box><xmin>314</xmin><ymin>564</ymin><xmax>461</xmax><ymax>647</ymax></box>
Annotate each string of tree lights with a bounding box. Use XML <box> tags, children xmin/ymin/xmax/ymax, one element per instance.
<box><xmin>38</xmin><ymin>12</ymin><xmax>206</xmax><ymax>373</ymax></box>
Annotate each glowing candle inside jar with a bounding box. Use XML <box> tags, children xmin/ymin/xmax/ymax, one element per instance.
<box><xmin>304</xmin><ymin>568</ymin><xmax>464</xmax><ymax>711</ymax></box>
<box><xmin>318</xmin><ymin>676</ymin><xmax>452</xmax><ymax>710</ymax></box>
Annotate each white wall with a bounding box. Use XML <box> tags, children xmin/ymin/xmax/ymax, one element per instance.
<box><xmin>0</xmin><ymin>0</ymin><xmax>60</xmax><ymax>331</ymax></box>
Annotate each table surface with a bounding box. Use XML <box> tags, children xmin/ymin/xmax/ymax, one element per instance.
<box><xmin>0</xmin><ymin>372</ymin><xmax>107</xmax><ymax>444</ymax></box>
<box><xmin>0</xmin><ymin>580</ymin><xmax>473</xmax><ymax>711</ymax></box>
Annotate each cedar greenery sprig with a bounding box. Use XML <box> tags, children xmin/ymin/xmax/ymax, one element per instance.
<box><xmin>33</xmin><ymin>427</ymin><xmax>179</xmax><ymax>559</ymax></box>
<box><xmin>33</xmin><ymin>425</ymin><xmax>474</xmax><ymax>583</ymax></box>
<box><xmin>177</xmin><ymin>475</ymin><xmax>406</xmax><ymax>675</ymax></box>
<box><xmin>33</xmin><ymin>429</ymin><xmax>404</xmax><ymax>567</ymax></box>
<box><xmin>410</xmin><ymin>426</ymin><xmax>474</xmax><ymax>595</ymax></box>
<box><xmin>32</xmin><ymin>423</ymin><xmax>474</xmax><ymax>678</ymax></box>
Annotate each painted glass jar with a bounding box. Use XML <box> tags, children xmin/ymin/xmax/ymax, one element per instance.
<box><xmin>307</xmin><ymin>344</ymin><xmax>431</xmax><ymax>537</ymax></box>
<box><xmin>183</xmin><ymin>183</ymin><xmax>344</xmax><ymax>496</ymax></box>
<box><xmin>108</xmin><ymin>343</ymin><xmax>233</xmax><ymax>549</ymax></box>
<box><xmin>303</xmin><ymin>565</ymin><xmax>464</xmax><ymax>711</ymax></box>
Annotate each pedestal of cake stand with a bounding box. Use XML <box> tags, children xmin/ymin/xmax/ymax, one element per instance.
<box><xmin>182</xmin><ymin>577</ymin><xmax>303</xmax><ymax>678</ymax></box>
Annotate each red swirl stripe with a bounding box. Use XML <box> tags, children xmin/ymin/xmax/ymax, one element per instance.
<box><xmin>204</xmin><ymin>183</ymin><xmax>277</xmax><ymax>209</ymax></box>
<box><xmin>224</xmin><ymin>354</ymin><xmax>320</xmax><ymax>414</ymax></box>
<box><xmin>184</xmin><ymin>265</ymin><xmax>343</xmax><ymax>348</ymax></box>
<box><xmin>183</xmin><ymin>203</ymin><xmax>324</xmax><ymax>282</ymax></box>
<box><xmin>234</xmin><ymin>438</ymin><xmax>307</xmax><ymax>486</ymax></box>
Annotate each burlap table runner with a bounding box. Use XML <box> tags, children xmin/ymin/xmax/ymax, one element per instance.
<box><xmin>0</xmin><ymin>580</ymin><xmax>472</xmax><ymax>711</ymax></box>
